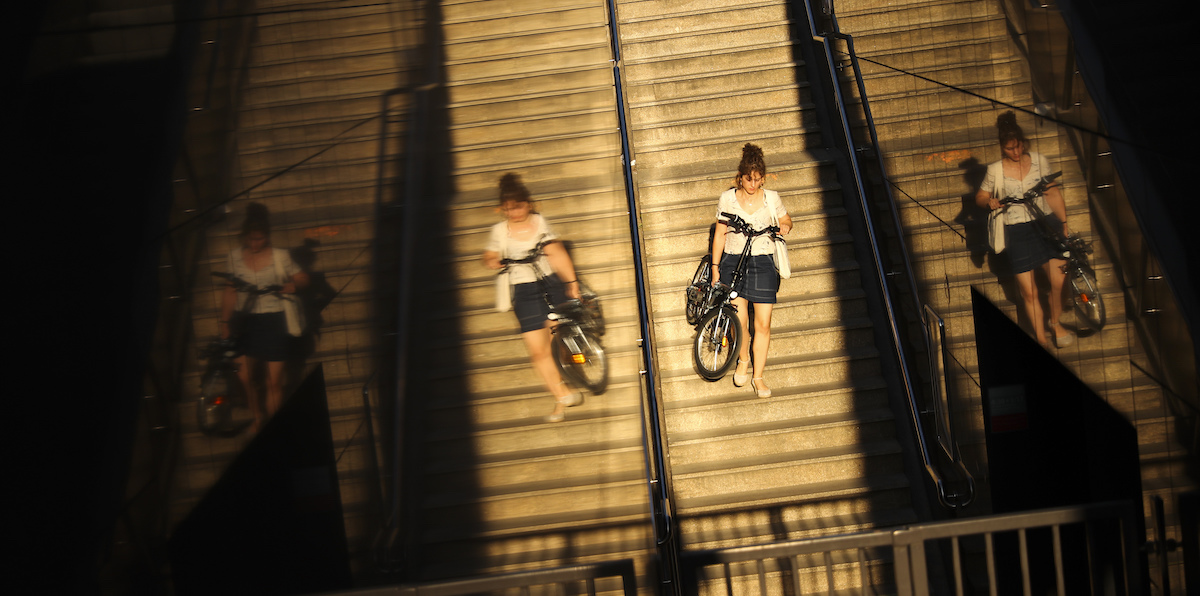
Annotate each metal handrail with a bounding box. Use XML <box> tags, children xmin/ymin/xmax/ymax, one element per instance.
<box><xmin>798</xmin><ymin>0</ymin><xmax>973</xmax><ymax>509</ymax></box>
<box><xmin>602</xmin><ymin>0</ymin><xmax>681</xmax><ymax>590</ymax></box>
<box><xmin>680</xmin><ymin>500</ymin><xmax>1142</xmax><ymax>596</ymax></box>
<box><xmin>327</xmin><ymin>559</ymin><xmax>639</xmax><ymax>596</ymax></box>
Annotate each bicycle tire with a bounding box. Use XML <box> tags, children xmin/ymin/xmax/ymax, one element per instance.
<box><xmin>693</xmin><ymin>305</ymin><xmax>741</xmax><ymax>380</ymax></box>
<box><xmin>555</xmin><ymin>328</ymin><xmax>608</xmax><ymax>395</ymax></box>
<box><xmin>1069</xmin><ymin>265</ymin><xmax>1106</xmax><ymax>331</ymax></box>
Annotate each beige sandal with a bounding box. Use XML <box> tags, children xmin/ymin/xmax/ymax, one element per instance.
<box><xmin>733</xmin><ymin>359</ymin><xmax>750</xmax><ymax>387</ymax></box>
<box><xmin>752</xmin><ymin>377</ymin><xmax>771</xmax><ymax>399</ymax></box>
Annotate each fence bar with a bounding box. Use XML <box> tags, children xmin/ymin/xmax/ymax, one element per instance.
<box><xmin>857</xmin><ymin>548</ymin><xmax>871</xmax><ymax>596</ymax></box>
<box><xmin>1052</xmin><ymin>524</ymin><xmax>1066</xmax><ymax>595</ymax></box>
<box><xmin>1019</xmin><ymin>528</ymin><xmax>1031</xmax><ymax>595</ymax></box>
<box><xmin>986</xmin><ymin>532</ymin><xmax>998</xmax><ymax>596</ymax></box>
<box><xmin>823</xmin><ymin>551</ymin><xmax>835</xmax><ymax>595</ymax></box>
<box><xmin>951</xmin><ymin>536</ymin><xmax>963</xmax><ymax>596</ymax></box>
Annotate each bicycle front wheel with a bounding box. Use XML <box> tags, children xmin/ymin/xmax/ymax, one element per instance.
<box><xmin>1069</xmin><ymin>265</ymin><xmax>1106</xmax><ymax>331</ymax></box>
<box><xmin>555</xmin><ymin>328</ymin><xmax>608</xmax><ymax>395</ymax></box>
<box><xmin>693</xmin><ymin>306</ymin><xmax>742</xmax><ymax>380</ymax></box>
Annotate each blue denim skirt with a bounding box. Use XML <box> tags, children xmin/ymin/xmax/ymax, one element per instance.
<box><xmin>511</xmin><ymin>274</ymin><xmax>568</xmax><ymax>333</ymax></box>
<box><xmin>719</xmin><ymin>253</ymin><xmax>779</xmax><ymax>303</ymax></box>
<box><xmin>1005</xmin><ymin>214</ymin><xmax>1065</xmax><ymax>274</ymax></box>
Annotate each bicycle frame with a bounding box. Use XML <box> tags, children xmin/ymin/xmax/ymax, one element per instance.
<box><xmin>694</xmin><ymin>212</ymin><xmax>782</xmax><ymax>327</ymax></box>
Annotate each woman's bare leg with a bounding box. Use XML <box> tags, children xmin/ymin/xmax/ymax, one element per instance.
<box><xmin>1014</xmin><ymin>269</ymin><xmax>1048</xmax><ymax>346</ymax></box>
<box><xmin>751</xmin><ymin>303</ymin><xmax>774</xmax><ymax>393</ymax></box>
<box><xmin>266</xmin><ymin>360</ymin><xmax>287</xmax><ymax>418</ymax></box>
<box><xmin>732</xmin><ymin>296</ymin><xmax>751</xmax><ymax>377</ymax></box>
<box><xmin>237</xmin><ymin>355</ymin><xmax>263</xmax><ymax>431</ymax></box>
<box><xmin>522</xmin><ymin>324</ymin><xmax>572</xmax><ymax>418</ymax></box>
<box><xmin>1044</xmin><ymin>258</ymin><xmax>1070</xmax><ymax>340</ymax></box>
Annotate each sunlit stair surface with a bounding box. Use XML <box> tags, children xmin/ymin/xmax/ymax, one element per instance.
<box><xmin>616</xmin><ymin>0</ymin><xmax>921</xmax><ymax>590</ymax></box>
<box><xmin>834</xmin><ymin>0</ymin><xmax>1197</xmax><ymax>587</ymax></box>
<box><xmin>171</xmin><ymin>0</ymin><xmax>419</xmax><ymax>577</ymax></box>
<box><xmin>399</xmin><ymin>0</ymin><xmax>657</xmax><ymax>587</ymax></box>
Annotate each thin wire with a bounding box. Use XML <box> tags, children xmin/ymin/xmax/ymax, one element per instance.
<box><xmin>830</xmin><ymin>48</ymin><xmax>1163</xmax><ymax>156</ymax></box>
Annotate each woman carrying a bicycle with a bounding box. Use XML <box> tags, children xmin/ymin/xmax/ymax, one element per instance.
<box><xmin>220</xmin><ymin>202</ymin><xmax>309</xmax><ymax>432</ymax></box>
<box><xmin>976</xmin><ymin>111</ymin><xmax>1073</xmax><ymax>348</ymax></box>
<box><xmin>482</xmin><ymin>173</ymin><xmax>583</xmax><ymax>422</ymax></box>
<box><xmin>711</xmin><ymin>143</ymin><xmax>792</xmax><ymax>397</ymax></box>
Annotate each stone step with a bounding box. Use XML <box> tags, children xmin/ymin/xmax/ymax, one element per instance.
<box><xmin>835</xmin><ymin>0</ymin><xmax>995</xmax><ymax>33</ymax></box>
<box><xmin>245</xmin><ymin>47</ymin><xmax>399</xmax><ymax>86</ymax></box>
<box><xmin>442</xmin><ymin>6</ymin><xmax>607</xmax><ymax>45</ymax></box>
<box><xmin>630</xmin><ymin>101</ymin><xmax>817</xmax><ymax>149</ymax></box>
<box><xmin>672</xmin><ymin>444</ymin><xmax>906</xmax><ymax>509</ymax></box>
<box><xmin>623</xmin><ymin>43</ymin><xmax>800</xmax><ymax>83</ymax></box>
<box><xmin>654</xmin><ymin>316</ymin><xmax>879</xmax><ymax>371</ymax></box>
<box><xmin>445</xmin><ymin>45</ymin><xmax>612</xmax><ymax>83</ymax></box>
<box><xmin>845</xmin><ymin>15</ymin><xmax>1006</xmax><ymax>56</ymax></box>
<box><xmin>680</xmin><ymin>504</ymin><xmax>916</xmax><ymax>551</ymax></box>
<box><xmin>650</xmin><ymin>286</ymin><xmax>870</xmax><ymax>331</ymax></box>
<box><xmin>414</xmin><ymin>523</ymin><xmax>654</xmax><ymax>581</ymax></box>
<box><xmin>422</xmin><ymin>379</ymin><xmax>646</xmax><ymax>429</ymax></box>
<box><xmin>618</xmin><ymin>3</ymin><xmax>789</xmax><ymax>42</ymax></box>
<box><xmin>430</xmin><ymin>308</ymin><xmax>643</xmax><ymax>366</ymax></box>
<box><xmin>449</xmin><ymin>89</ymin><xmax>617</xmax><ymax>129</ymax></box>
<box><xmin>621</xmin><ymin>23</ymin><xmax>794</xmax><ymax>62</ymax></box>
<box><xmin>657</xmin><ymin>345</ymin><xmax>884</xmax><ymax>400</ymax></box>
<box><xmin>633</xmin><ymin>150</ymin><xmax>842</xmax><ymax>207</ymax></box>
<box><xmin>669</xmin><ymin>408</ymin><xmax>898</xmax><ymax>468</ymax></box>
<box><xmin>447</xmin><ymin>66</ymin><xmax>612</xmax><ymax>107</ymax></box>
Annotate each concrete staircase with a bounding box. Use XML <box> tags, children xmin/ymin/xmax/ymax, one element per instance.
<box><xmin>397</xmin><ymin>0</ymin><xmax>656</xmax><ymax>584</ymax></box>
<box><xmin>615</xmin><ymin>0</ymin><xmax>922</xmax><ymax>589</ymax></box>
<box><xmin>171</xmin><ymin>0</ymin><xmax>418</xmax><ymax>576</ymax></box>
<box><xmin>834</xmin><ymin>0</ymin><xmax>1197</xmax><ymax>581</ymax></box>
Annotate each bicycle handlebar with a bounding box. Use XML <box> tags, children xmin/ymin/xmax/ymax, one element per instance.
<box><xmin>498</xmin><ymin>239</ymin><xmax>557</xmax><ymax>272</ymax></box>
<box><xmin>212</xmin><ymin>271</ymin><xmax>283</xmax><ymax>294</ymax></box>
<box><xmin>999</xmin><ymin>171</ymin><xmax>1063</xmax><ymax>206</ymax></box>
<box><xmin>719</xmin><ymin>212</ymin><xmax>781</xmax><ymax>238</ymax></box>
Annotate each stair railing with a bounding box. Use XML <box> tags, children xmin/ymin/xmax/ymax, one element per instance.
<box><xmin>603</xmin><ymin>0</ymin><xmax>682</xmax><ymax>591</ymax></box>
<box><xmin>798</xmin><ymin>0</ymin><xmax>975</xmax><ymax>509</ymax></box>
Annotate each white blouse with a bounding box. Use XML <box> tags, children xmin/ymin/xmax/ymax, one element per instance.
<box><xmin>229</xmin><ymin>247</ymin><xmax>301</xmax><ymax>314</ymax></box>
<box><xmin>715</xmin><ymin>188</ymin><xmax>788</xmax><ymax>256</ymax></box>
<box><xmin>486</xmin><ymin>213</ymin><xmax>558</xmax><ymax>285</ymax></box>
<box><xmin>980</xmin><ymin>151</ymin><xmax>1055</xmax><ymax>225</ymax></box>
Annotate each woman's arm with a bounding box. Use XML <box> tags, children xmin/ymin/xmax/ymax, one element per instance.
<box><xmin>220</xmin><ymin>284</ymin><xmax>236</xmax><ymax>339</ymax></box>
<box><xmin>482</xmin><ymin>250</ymin><xmax>503</xmax><ymax>270</ymax></box>
<box><xmin>543</xmin><ymin>241</ymin><xmax>580</xmax><ymax>299</ymax></box>
<box><xmin>776</xmin><ymin>213</ymin><xmax>792</xmax><ymax>235</ymax></box>
<box><xmin>976</xmin><ymin>188</ymin><xmax>999</xmax><ymax>211</ymax></box>
<box><xmin>1043</xmin><ymin>183</ymin><xmax>1069</xmax><ymax>236</ymax></box>
<box><xmin>711</xmin><ymin>220</ymin><xmax>728</xmax><ymax>285</ymax></box>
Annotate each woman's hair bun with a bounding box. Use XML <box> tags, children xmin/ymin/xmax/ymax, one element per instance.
<box><xmin>498</xmin><ymin>172</ymin><xmax>531</xmax><ymax>203</ymax></box>
<box><xmin>742</xmin><ymin>143</ymin><xmax>764</xmax><ymax>162</ymax></box>
<box><xmin>996</xmin><ymin>110</ymin><xmax>1018</xmax><ymax>132</ymax></box>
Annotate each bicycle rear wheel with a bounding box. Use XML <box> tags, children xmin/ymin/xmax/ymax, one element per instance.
<box><xmin>555</xmin><ymin>328</ymin><xmax>608</xmax><ymax>395</ymax></box>
<box><xmin>1069</xmin><ymin>265</ymin><xmax>1106</xmax><ymax>331</ymax></box>
<box><xmin>693</xmin><ymin>305</ymin><xmax>741</xmax><ymax>380</ymax></box>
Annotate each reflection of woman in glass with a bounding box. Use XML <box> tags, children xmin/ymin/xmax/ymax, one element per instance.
<box><xmin>220</xmin><ymin>202</ymin><xmax>309</xmax><ymax>432</ymax></box>
<box><xmin>482</xmin><ymin>174</ymin><xmax>582</xmax><ymax>422</ymax></box>
<box><xmin>711</xmin><ymin>143</ymin><xmax>792</xmax><ymax>398</ymax></box>
<box><xmin>976</xmin><ymin>111</ymin><xmax>1073</xmax><ymax>348</ymax></box>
